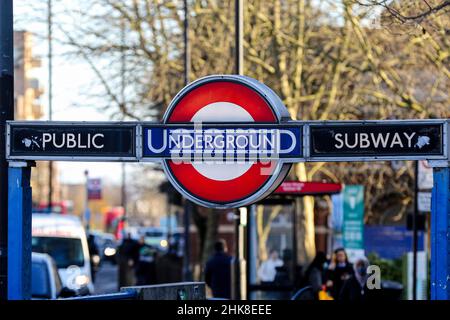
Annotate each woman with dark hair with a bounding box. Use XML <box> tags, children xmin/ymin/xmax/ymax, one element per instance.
<box><xmin>303</xmin><ymin>251</ymin><xmax>328</xmax><ymax>300</ymax></box>
<box><xmin>339</xmin><ymin>257</ymin><xmax>375</xmax><ymax>301</ymax></box>
<box><xmin>326</xmin><ymin>248</ymin><xmax>354</xmax><ymax>298</ymax></box>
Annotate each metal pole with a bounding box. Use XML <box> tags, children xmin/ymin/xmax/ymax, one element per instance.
<box><xmin>182</xmin><ymin>0</ymin><xmax>192</xmax><ymax>282</ymax></box>
<box><xmin>47</xmin><ymin>0</ymin><xmax>53</xmax><ymax>212</ymax></box>
<box><xmin>430</xmin><ymin>162</ymin><xmax>450</xmax><ymax>300</ymax></box>
<box><xmin>121</xmin><ymin>163</ymin><xmax>126</xmax><ymax>213</ymax></box>
<box><xmin>84</xmin><ymin>170</ymin><xmax>89</xmax><ymax>229</ymax></box>
<box><xmin>247</xmin><ymin>205</ymin><xmax>258</xmax><ymax>300</ymax></box>
<box><xmin>8</xmin><ymin>162</ymin><xmax>34</xmax><ymax>300</ymax></box>
<box><xmin>184</xmin><ymin>0</ymin><xmax>190</xmax><ymax>86</ymax></box>
<box><xmin>413</xmin><ymin>161</ymin><xmax>418</xmax><ymax>300</ymax></box>
<box><xmin>233</xmin><ymin>0</ymin><xmax>243</xmax><ymax>299</ymax></box>
<box><xmin>239</xmin><ymin>207</ymin><xmax>248</xmax><ymax>300</ymax></box>
<box><xmin>235</xmin><ymin>0</ymin><xmax>243</xmax><ymax>75</ymax></box>
<box><xmin>120</xmin><ymin>18</ymin><xmax>127</xmax><ymax>217</ymax></box>
<box><xmin>0</xmin><ymin>0</ymin><xmax>14</xmax><ymax>300</ymax></box>
<box><xmin>183</xmin><ymin>200</ymin><xmax>192</xmax><ymax>281</ymax></box>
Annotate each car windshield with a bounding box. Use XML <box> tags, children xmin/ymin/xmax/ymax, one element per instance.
<box><xmin>145</xmin><ymin>231</ymin><xmax>164</xmax><ymax>237</ymax></box>
<box><xmin>31</xmin><ymin>261</ymin><xmax>51</xmax><ymax>299</ymax></box>
<box><xmin>32</xmin><ymin>237</ymin><xmax>84</xmax><ymax>269</ymax></box>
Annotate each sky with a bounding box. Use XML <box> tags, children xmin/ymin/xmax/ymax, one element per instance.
<box><xmin>14</xmin><ymin>1</ymin><xmax>125</xmax><ymax>185</ymax></box>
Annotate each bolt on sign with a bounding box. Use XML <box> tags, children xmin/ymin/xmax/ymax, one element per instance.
<box><xmin>5</xmin><ymin>75</ymin><xmax>449</xmax><ymax>208</ymax></box>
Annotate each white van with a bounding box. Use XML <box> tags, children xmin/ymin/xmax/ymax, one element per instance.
<box><xmin>32</xmin><ymin>214</ymin><xmax>94</xmax><ymax>294</ymax></box>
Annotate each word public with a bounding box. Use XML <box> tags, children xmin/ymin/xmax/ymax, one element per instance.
<box><xmin>41</xmin><ymin>132</ymin><xmax>105</xmax><ymax>150</ymax></box>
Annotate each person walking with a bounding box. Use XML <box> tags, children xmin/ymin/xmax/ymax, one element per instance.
<box><xmin>135</xmin><ymin>236</ymin><xmax>157</xmax><ymax>285</ymax></box>
<box><xmin>204</xmin><ymin>240</ymin><xmax>232</xmax><ymax>299</ymax></box>
<box><xmin>155</xmin><ymin>242</ymin><xmax>183</xmax><ymax>284</ymax></box>
<box><xmin>258</xmin><ymin>250</ymin><xmax>283</xmax><ymax>284</ymax></box>
<box><xmin>302</xmin><ymin>252</ymin><xmax>328</xmax><ymax>300</ymax></box>
<box><xmin>117</xmin><ymin>233</ymin><xmax>139</xmax><ymax>287</ymax></box>
<box><xmin>326</xmin><ymin>248</ymin><xmax>354</xmax><ymax>299</ymax></box>
<box><xmin>339</xmin><ymin>256</ymin><xmax>375</xmax><ymax>301</ymax></box>
<box><xmin>87</xmin><ymin>234</ymin><xmax>100</xmax><ymax>283</ymax></box>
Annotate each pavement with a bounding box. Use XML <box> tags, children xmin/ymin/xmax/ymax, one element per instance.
<box><xmin>93</xmin><ymin>261</ymin><xmax>119</xmax><ymax>295</ymax></box>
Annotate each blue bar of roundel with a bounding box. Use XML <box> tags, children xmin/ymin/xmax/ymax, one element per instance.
<box><xmin>143</xmin><ymin>126</ymin><xmax>302</xmax><ymax>158</ymax></box>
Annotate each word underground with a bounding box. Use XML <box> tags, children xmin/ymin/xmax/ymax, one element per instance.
<box><xmin>146</xmin><ymin>127</ymin><xmax>299</xmax><ymax>161</ymax></box>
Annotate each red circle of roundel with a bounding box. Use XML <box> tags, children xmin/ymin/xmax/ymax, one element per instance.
<box><xmin>165</xmin><ymin>80</ymin><xmax>279</xmax><ymax>204</ymax></box>
<box><xmin>165</xmin><ymin>81</ymin><xmax>276</xmax><ymax>123</ymax></box>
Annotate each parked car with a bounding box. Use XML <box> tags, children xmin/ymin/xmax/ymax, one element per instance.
<box><xmin>31</xmin><ymin>252</ymin><xmax>76</xmax><ymax>299</ymax></box>
<box><xmin>137</xmin><ymin>227</ymin><xmax>169</xmax><ymax>251</ymax></box>
<box><xmin>32</xmin><ymin>213</ymin><xmax>94</xmax><ymax>295</ymax></box>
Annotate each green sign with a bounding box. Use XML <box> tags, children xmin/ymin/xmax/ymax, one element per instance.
<box><xmin>343</xmin><ymin>185</ymin><xmax>365</xmax><ymax>260</ymax></box>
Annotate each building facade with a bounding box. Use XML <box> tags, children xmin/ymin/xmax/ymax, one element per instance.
<box><xmin>14</xmin><ymin>30</ymin><xmax>61</xmax><ymax>206</ymax></box>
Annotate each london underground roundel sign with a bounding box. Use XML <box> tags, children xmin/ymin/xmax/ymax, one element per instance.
<box><xmin>143</xmin><ymin>75</ymin><xmax>303</xmax><ymax>208</ymax></box>
<box><xmin>6</xmin><ymin>75</ymin><xmax>448</xmax><ymax>208</ymax></box>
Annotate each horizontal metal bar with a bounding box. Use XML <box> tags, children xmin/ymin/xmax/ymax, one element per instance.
<box><xmin>5</xmin><ymin>119</ymin><xmax>449</xmax><ymax>162</ymax></box>
<box><xmin>306</xmin><ymin>155</ymin><xmax>447</xmax><ymax>162</ymax></box>
<box><xmin>8</xmin><ymin>119</ymin><xmax>448</xmax><ymax>126</ymax></box>
<box><xmin>6</xmin><ymin>156</ymin><xmax>139</xmax><ymax>162</ymax></box>
<box><xmin>61</xmin><ymin>290</ymin><xmax>137</xmax><ymax>301</ymax></box>
<box><xmin>6</xmin><ymin>120</ymin><xmax>140</xmax><ymax>125</ymax></box>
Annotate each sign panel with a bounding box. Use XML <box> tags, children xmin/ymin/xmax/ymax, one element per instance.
<box><xmin>418</xmin><ymin>160</ymin><xmax>433</xmax><ymax>190</ymax></box>
<box><xmin>142</xmin><ymin>124</ymin><xmax>302</xmax><ymax>161</ymax></box>
<box><xmin>418</xmin><ymin>191</ymin><xmax>432</xmax><ymax>212</ymax></box>
<box><xmin>87</xmin><ymin>178</ymin><xmax>102</xmax><ymax>200</ymax></box>
<box><xmin>274</xmin><ymin>181</ymin><xmax>341</xmax><ymax>195</ymax></box>
<box><xmin>7</xmin><ymin>122</ymin><xmax>136</xmax><ymax>161</ymax></box>
<box><xmin>364</xmin><ymin>226</ymin><xmax>424</xmax><ymax>259</ymax></box>
<box><xmin>309</xmin><ymin>121</ymin><xmax>445</xmax><ymax>160</ymax></box>
<box><xmin>342</xmin><ymin>185</ymin><xmax>365</xmax><ymax>262</ymax></box>
<box><xmin>331</xmin><ymin>193</ymin><xmax>344</xmax><ymax>232</ymax></box>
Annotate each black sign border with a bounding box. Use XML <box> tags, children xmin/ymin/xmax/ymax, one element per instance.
<box><xmin>140</xmin><ymin>122</ymin><xmax>304</xmax><ymax>161</ymax></box>
<box><xmin>5</xmin><ymin>119</ymin><xmax>448</xmax><ymax>162</ymax></box>
<box><xmin>6</xmin><ymin>121</ymin><xmax>140</xmax><ymax>162</ymax></box>
<box><xmin>306</xmin><ymin>119</ymin><xmax>448</xmax><ymax>162</ymax></box>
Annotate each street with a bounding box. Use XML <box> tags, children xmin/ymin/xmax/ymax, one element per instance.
<box><xmin>94</xmin><ymin>262</ymin><xmax>118</xmax><ymax>295</ymax></box>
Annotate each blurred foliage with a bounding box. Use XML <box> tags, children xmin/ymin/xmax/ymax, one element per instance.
<box><xmin>367</xmin><ymin>252</ymin><xmax>403</xmax><ymax>283</ymax></box>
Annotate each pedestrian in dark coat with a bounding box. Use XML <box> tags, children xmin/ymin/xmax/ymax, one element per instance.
<box><xmin>205</xmin><ymin>240</ymin><xmax>232</xmax><ymax>299</ymax></box>
<box><xmin>326</xmin><ymin>248</ymin><xmax>354</xmax><ymax>299</ymax></box>
<box><xmin>135</xmin><ymin>236</ymin><xmax>157</xmax><ymax>285</ymax></box>
<box><xmin>339</xmin><ymin>257</ymin><xmax>376</xmax><ymax>301</ymax></box>
<box><xmin>303</xmin><ymin>252</ymin><xmax>328</xmax><ymax>300</ymax></box>
<box><xmin>117</xmin><ymin>233</ymin><xmax>139</xmax><ymax>287</ymax></box>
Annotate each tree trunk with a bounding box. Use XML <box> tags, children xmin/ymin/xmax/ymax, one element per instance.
<box><xmin>295</xmin><ymin>163</ymin><xmax>316</xmax><ymax>267</ymax></box>
<box><xmin>201</xmin><ymin>208</ymin><xmax>220</xmax><ymax>269</ymax></box>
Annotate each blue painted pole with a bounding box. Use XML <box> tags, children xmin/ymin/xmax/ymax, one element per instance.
<box><xmin>0</xmin><ymin>0</ymin><xmax>15</xmax><ymax>300</ymax></box>
<box><xmin>7</xmin><ymin>163</ymin><xmax>33</xmax><ymax>300</ymax></box>
<box><xmin>430</xmin><ymin>165</ymin><xmax>450</xmax><ymax>300</ymax></box>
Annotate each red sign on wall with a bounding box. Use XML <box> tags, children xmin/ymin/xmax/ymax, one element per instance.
<box><xmin>274</xmin><ymin>181</ymin><xmax>342</xmax><ymax>195</ymax></box>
